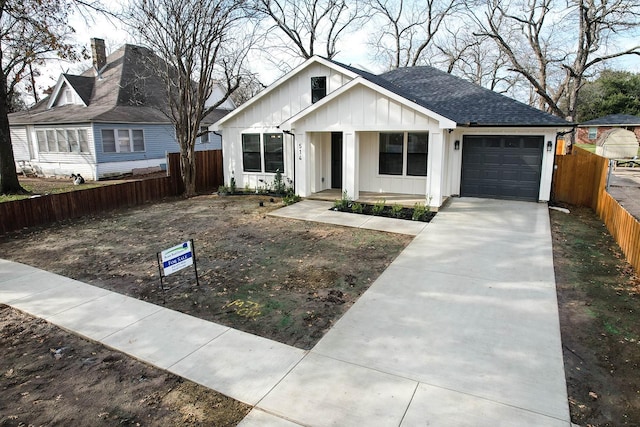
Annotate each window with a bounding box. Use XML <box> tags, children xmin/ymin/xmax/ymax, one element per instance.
<box><xmin>242</xmin><ymin>134</ymin><xmax>261</xmax><ymax>172</ymax></box>
<box><xmin>407</xmin><ymin>133</ymin><xmax>428</xmax><ymax>176</ymax></box>
<box><xmin>64</xmin><ymin>89</ymin><xmax>74</xmax><ymax>104</ymax></box>
<box><xmin>311</xmin><ymin>76</ymin><xmax>327</xmax><ymax>103</ymax></box>
<box><xmin>197</xmin><ymin>126</ymin><xmax>209</xmax><ymax>144</ymax></box>
<box><xmin>35</xmin><ymin>128</ymin><xmax>90</xmax><ymax>153</ymax></box>
<box><xmin>264</xmin><ymin>133</ymin><xmax>284</xmax><ymax>173</ymax></box>
<box><xmin>101</xmin><ymin>129</ymin><xmax>145</xmax><ymax>153</ymax></box>
<box><xmin>379</xmin><ymin>133</ymin><xmax>404</xmax><ymax>175</ymax></box>
<box><xmin>102</xmin><ymin>130</ymin><xmax>116</xmax><ymax>153</ymax></box>
<box><xmin>379</xmin><ymin>132</ymin><xmax>429</xmax><ymax>176</ymax></box>
<box><xmin>588</xmin><ymin>127</ymin><xmax>597</xmax><ymax>140</ymax></box>
<box><xmin>242</xmin><ymin>133</ymin><xmax>285</xmax><ymax>173</ymax></box>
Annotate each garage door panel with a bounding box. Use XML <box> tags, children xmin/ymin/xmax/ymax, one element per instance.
<box><xmin>461</xmin><ymin>135</ymin><xmax>543</xmax><ymax>201</ymax></box>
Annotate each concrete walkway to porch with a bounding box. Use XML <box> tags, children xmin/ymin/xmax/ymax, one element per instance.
<box><xmin>0</xmin><ymin>197</ymin><xmax>571</xmax><ymax>426</ymax></box>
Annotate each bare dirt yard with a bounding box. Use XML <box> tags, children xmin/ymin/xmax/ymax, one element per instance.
<box><xmin>0</xmin><ymin>305</ymin><xmax>250</xmax><ymax>426</ymax></box>
<box><xmin>551</xmin><ymin>205</ymin><xmax>640</xmax><ymax>426</ymax></box>
<box><xmin>0</xmin><ymin>195</ymin><xmax>411</xmax><ymax>350</ymax></box>
<box><xmin>0</xmin><ymin>194</ymin><xmax>411</xmax><ymax>425</ymax></box>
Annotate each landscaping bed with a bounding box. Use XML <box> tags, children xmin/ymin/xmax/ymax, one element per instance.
<box><xmin>331</xmin><ymin>197</ymin><xmax>436</xmax><ymax>222</ymax></box>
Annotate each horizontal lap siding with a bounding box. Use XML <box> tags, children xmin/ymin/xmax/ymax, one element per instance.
<box><xmin>94</xmin><ymin>123</ymin><xmax>179</xmax><ymax>163</ymax></box>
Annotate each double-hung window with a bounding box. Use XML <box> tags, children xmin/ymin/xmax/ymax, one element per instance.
<box><xmin>264</xmin><ymin>133</ymin><xmax>284</xmax><ymax>173</ymax></box>
<box><xmin>242</xmin><ymin>134</ymin><xmax>261</xmax><ymax>172</ymax></box>
<box><xmin>242</xmin><ymin>133</ymin><xmax>285</xmax><ymax>173</ymax></box>
<box><xmin>379</xmin><ymin>132</ymin><xmax>429</xmax><ymax>176</ymax></box>
<box><xmin>102</xmin><ymin>129</ymin><xmax>145</xmax><ymax>153</ymax></box>
<box><xmin>197</xmin><ymin>126</ymin><xmax>209</xmax><ymax>144</ymax></box>
<box><xmin>588</xmin><ymin>127</ymin><xmax>597</xmax><ymax>140</ymax></box>
<box><xmin>379</xmin><ymin>133</ymin><xmax>404</xmax><ymax>175</ymax></box>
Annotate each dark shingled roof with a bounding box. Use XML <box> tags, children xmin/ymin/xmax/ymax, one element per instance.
<box><xmin>10</xmin><ymin>44</ymin><xmax>230</xmax><ymax>125</ymax></box>
<box><xmin>331</xmin><ymin>59</ymin><xmax>570</xmax><ymax>127</ymax></box>
<box><xmin>580</xmin><ymin>114</ymin><xmax>640</xmax><ymax>126</ymax></box>
<box><xmin>62</xmin><ymin>74</ymin><xmax>94</xmax><ymax>105</ymax></box>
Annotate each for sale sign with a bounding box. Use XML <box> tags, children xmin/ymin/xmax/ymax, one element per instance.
<box><xmin>160</xmin><ymin>241</ymin><xmax>194</xmax><ymax>276</ymax></box>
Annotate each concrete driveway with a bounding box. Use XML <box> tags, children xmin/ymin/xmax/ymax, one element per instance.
<box><xmin>243</xmin><ymin>197</ymin><xmax>570</xmax><ymax>426</ymax></box>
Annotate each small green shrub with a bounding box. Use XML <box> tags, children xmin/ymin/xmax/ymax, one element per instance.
<box><xmin>412</xmin><ymin>203</ymin><xmax>427</xmax><ymax>221</ymax></box>
<box><xmin>372</xmin><ymin>199</ymin><xmax>386</xmax><ymax>215</ymax></box>
<box><xmin>229</xmin><ymin>177</ymin><xmax>237</xmax><ymax>194</ymax></box>
<box><xmin>273</xmin><ymin>169</ymin><xmax>287</xmax><ymax>195</ymax></box>
<box><xmin>333</xmin><ymin>190</ymin><xmax>351</xmax><ymax>210</ymax></box>
<box><xmin>218</xmin><ymin>185</ymin><xmax>229</xmax><ymax>194</ymax></box>
<box><xmin>351</xmin><ymin>202</ymin><xmax>363</xmax><ymax>214</ymax></box>
<box><xmin>283</xmin><ymin>192</ymin><xmax>301</xmax><ymax>205</ymax></box>
<box><xmin>391</xmin><ymin>203</ymin><xmax>403</xmax><ymax>218</ymax></box>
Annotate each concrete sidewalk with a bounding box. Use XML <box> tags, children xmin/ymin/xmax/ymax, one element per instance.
<box><xmin>0</xmin><ymin>197</ymin><xmax>571</xmax><ymax>426</ymax></box>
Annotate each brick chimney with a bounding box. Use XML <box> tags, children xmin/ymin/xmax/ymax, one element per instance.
<box><xmin>91</xmin><ymin>38</ymin><xmax>107</xmax><ymax>72</ymax></box>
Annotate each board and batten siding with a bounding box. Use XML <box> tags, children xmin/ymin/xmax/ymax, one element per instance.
<box><xmin>293</xmin><ymin>84</ymin><xmax>438</xmax><ymax>132</ymax></box>
<box><xmin>231</xmin><ymin>63</ymin><xmax>353</xmax><ymax>128</ymax></box>
<box><xmin>93</xmin><ymin>123</ymin><xmax>179</xmax><ymax>163</ymax></box>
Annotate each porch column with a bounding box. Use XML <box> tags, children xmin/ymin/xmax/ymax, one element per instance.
<box><xmin>426</xmin><ymin>131</ymin><xmax>445</xmax><ymax>208</ymax></box>
<box><xmin>294</xmin><ymin>132</ymin><xmax>310</xmax><ymax>197</ymax></box>
<box><xmin>343</xmin><ymin>131</ymin><xmax>359</xmax><ymax>200</ymax></box>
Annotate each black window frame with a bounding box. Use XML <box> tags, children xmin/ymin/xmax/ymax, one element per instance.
<box><xmin>264</xmin><ymin>133</ymin><xmax>284</xmax><ymax>173</ymax></box>
<box><xmin>311</xmin><ymin>76</ymin><xmax>327</xmax><ymax>104</ymax></box>
<box><xmin>407</xmin><ymin>132</ymin><xmax>428</xmax><ymax>176</ymax></box>
<box><xmin>242</xmin><ymin>133</ymin><xmax>262</xmax><ymax>172</ymax></box>
<box><xmin>379</xmin><ymin>132</ymin><xmax>404</xmax><ymax>176</ymax></box>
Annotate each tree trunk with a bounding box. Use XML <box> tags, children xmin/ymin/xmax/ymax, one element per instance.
<box><xmin>0</xmin><ymin>71</ymin><xmax>25</xmax><ymax>195</ymax></box>
<box><xmin>180</xmin><ymin>148</ymin><xmax>197</xmax><ymax>197</ymax></box>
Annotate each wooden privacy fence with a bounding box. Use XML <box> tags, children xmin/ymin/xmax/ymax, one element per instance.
<box><xmin>166</xmin><ymin>149</ymin><xmax>224</xmax><ymax>194</ymax></box>
<box><xmin>552</xmin><ymin>147</ymin><xmax>640</xmax><ymax>273</ymax></box>
<box><xmin>0</xmin><ymin>150</ymin><xmax>223</xmax><ymax>235</ymax></box>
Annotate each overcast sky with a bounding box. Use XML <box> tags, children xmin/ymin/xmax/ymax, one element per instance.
<box><xmin>33</xmin><ymin>5</ymin><xmax>639</xmax><ymax>105</ymax></box>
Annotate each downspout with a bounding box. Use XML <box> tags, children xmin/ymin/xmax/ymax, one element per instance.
<box><xmin>282</xmin><ymin>130</ymin><xmax>296</xmax><ymax>194</ymax></box>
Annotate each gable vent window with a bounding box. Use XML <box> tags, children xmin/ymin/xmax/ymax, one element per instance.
<box><xmin>311</xmin><ymin>76</ymin><xmax>327</xmax><ymax>103</ymax></box>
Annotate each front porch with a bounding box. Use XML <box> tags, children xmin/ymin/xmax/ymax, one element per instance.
<box><xmin>306</xmin><ymin>189</ymin><xmax>430</xmax><ymax>208</ymax></box>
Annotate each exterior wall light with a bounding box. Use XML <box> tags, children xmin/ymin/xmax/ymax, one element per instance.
<box><xmin>454</xmin><ymin>140</ymin><xmax>460</xmax><ymax>150</ymax></box>
<box><xmin>547</xmin><ymin>141</ymin><xmax>553</xmax><ymax>152</ymax></box>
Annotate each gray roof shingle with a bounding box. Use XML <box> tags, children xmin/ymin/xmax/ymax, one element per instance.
<box><xmin>332</xmin><ymin>59</ymin><xmax>570</xmax><ymax>127</ymax></box>
<box><xmin>10</xmin><ymin>44</ymin><xmax>230</xmax><ymax>126</ymax></box>
<box><xmin>580</xmin><ymin>114</ymin><xmax>640</xmax><ymax>126</ymax></box>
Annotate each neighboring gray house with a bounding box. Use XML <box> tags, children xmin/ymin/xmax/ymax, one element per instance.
<box><xmin>9</xmin><ymin>38</ymin><xmax>234</xmax><ymax>180</ymax></box>
<box><xmin>215</xmin><ymin>56</ymin><xmax>570</xmax><ymax>208</ymax></box>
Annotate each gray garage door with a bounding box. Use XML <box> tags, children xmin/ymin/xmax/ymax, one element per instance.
<box><xmin>461</xmin><ymin>135</ymin><xmax>544</xmax><ymax>201</ymax></box>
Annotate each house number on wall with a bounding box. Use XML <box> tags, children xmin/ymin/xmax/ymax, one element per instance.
<box><xmin>298</xmin><ymin>143</ymin><xmax>302</xmax><ymax>160</ymax></box>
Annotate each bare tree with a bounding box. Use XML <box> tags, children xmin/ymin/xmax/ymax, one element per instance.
<box><xmin>0</xmin><ymin>0</ymin><xmax>93</xmax><ymax>194</ymax></box>
<box><xmin>367</xmin><ymin>0</ymin><xmax>465</xmax><ymax>69</ymax></box>
<box><xmin>474</xmin><ymin>0</ymin><xmax>640</xmax><ymax>120</ymax></box>
<box><xmin>251</xmin><ymin>0</ymin><xmax>366</xmax><ymax>65</ymax></box>
<box><xmin>126</xmin><ymin>0</ymin><xmax>251</xmax><ymax>197</ymax></box>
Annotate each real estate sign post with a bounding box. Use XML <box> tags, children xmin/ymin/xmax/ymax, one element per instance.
<box><xmin>156</xmin><ymin>239</ymin><xmax>200</xmax><ymax>303</ymax></box>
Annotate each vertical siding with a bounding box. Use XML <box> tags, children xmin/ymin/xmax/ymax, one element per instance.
<box><xmin>223</xmin><ymin>63</ymin><xmax>353</xmax><ymax>130</ymax></box>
